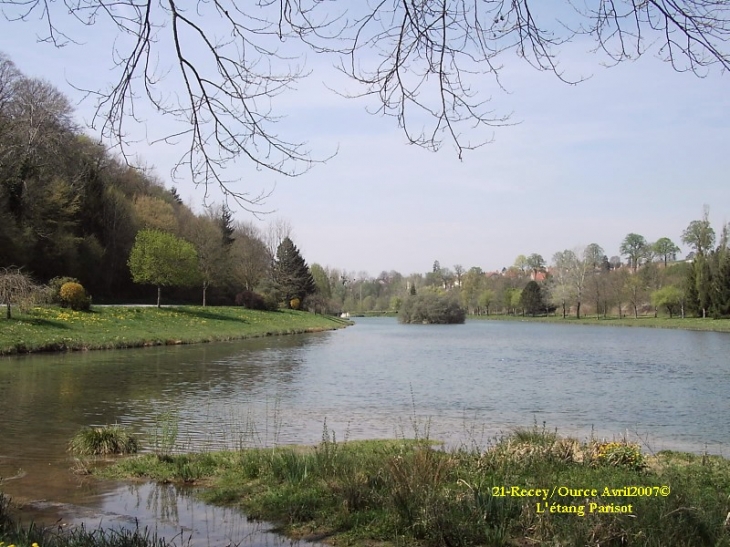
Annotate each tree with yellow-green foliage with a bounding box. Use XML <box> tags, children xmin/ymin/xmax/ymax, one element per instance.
<box><xmin>128</xmin><ymin>229</ymin><xmax>199</xmax><ymax>307</ymax></box>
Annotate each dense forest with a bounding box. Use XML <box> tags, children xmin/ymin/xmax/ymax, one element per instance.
<box><xmin>0</xmin><ymin>52</ymin><xmax>278</xmax><ymax>305</ymax></box>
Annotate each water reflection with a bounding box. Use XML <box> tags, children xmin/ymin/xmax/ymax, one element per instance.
<box><xmin>22</xmin><ymin>482</ymin><xmax>314</xmax><ymax>547</ymax></box>
<box><xmin>0</xmin><ymin>333</ymin><xmax>327</xmax><ymax>503</ymax></box>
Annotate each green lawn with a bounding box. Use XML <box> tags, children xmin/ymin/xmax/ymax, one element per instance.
<box><xmin>0</xmin><ymin>306</ymin><xmax>351</xmax><ymax>355</ymax></box>
<box><xmin>471</xmin><ymin>313</ymin><xmax>730</xmax><ymax>332</ymax></box>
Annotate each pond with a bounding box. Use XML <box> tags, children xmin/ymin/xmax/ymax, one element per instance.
<box><xmin>1</xmin><ymin>317</ymin><xmax>729</xmax><ymax>543</ymax></box>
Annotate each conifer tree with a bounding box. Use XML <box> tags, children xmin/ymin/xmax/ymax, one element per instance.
<box><xmin>218</xmin><ymin>205</ymin><xmax>235</xmax><ymax>247</ymax></box>
<box><xmin>684</xmin><ymin>262</ymin><xmax>700</xmax><ymax>317</ymax></box>
<box><xmin>272</xmin><ymin>237</ymin><xmax>316</xmax><ymax>307</ymax></box>
<box><xmin>520</xmin><ymin>281</ymin><xmax>544</xmax><ymax>317</ymax></box>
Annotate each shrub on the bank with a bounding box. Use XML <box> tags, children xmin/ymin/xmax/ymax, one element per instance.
<box><xmin>59</xmin><ymin>282</ymin><xmax>91</xmax><ymax>311</ymax></box>
<box><xmin>235</xmin><ymin>290</ymin><xmax>274</xmax><ymax>311</ymax></box>
<box><xmin>398</xmin><ymin>292</ymin><xmax>466</xmax><ymax>324</ymax></box>
<box><xmin>48</xmin><ymin>276</ymin><xmax>79</xmax><ymax>303</ymax></box>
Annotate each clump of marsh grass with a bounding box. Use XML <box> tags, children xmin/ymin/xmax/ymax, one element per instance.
<box><xmin>151</xmin><ymin>410</ymin><xmax>178</xmax><ymax>460</ymax></box>
<box><xmin>69</xmin><ymin>425</ymin><xmax>139</xmax><ymax>456</ymax></box>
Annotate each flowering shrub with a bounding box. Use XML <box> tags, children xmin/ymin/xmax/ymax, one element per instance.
<box><xmin>592</xmin><ymin>441</ymin><xmax>646</xmax><ymax>471</ymax></box>
<box><xmin>59</xmin><ymin>282</ymin><xmax>91</xmax><ymax>311</ymax></box>
<box><xmin>48</xmin><ymin>276</ymin><xmax>80</xmax><ymax>304</ymax></box>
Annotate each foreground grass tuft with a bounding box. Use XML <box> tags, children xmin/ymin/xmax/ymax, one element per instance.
<box><xmin>69</xmin><ymin>425</ymin><xmax>139</xmax><ymax>456</ymax></box>
<box><xmin>98</xmin><ymin>426</ymin><xmax>730</xmax><ymax>546</ymax></box>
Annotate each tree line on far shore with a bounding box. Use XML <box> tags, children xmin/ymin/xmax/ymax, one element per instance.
<box><xmin>303</xmin><ymin>208</ymin><xmax>730</xmax><ymax>322</ymax></box>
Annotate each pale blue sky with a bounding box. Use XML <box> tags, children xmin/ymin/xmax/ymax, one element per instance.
<box><xmin>2</xmin><ymin>6</ymin><xmax>728</xmax><ymax>276</ymax></box>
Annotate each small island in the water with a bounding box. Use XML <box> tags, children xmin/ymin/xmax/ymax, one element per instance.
<box><xmin>398</xmin><ymin>291</ymin><xmax>466</xmax><ymax>324</ymax></box>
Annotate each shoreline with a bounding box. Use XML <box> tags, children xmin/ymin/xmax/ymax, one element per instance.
<box><xmin>0</xmin><ymin>306</ymin><xmax>352</xmax><ymax>356</ymax></box>
<box><xmin>466</xmin><ymin>313</ymin><xmax>730</xmax><ymax>332</ymax></box>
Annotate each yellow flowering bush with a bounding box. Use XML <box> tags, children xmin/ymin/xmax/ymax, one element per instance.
<box><xmin>59</xmin><ymin>282</ymin><xmax>91</xmax><ymax>311</ymax></box>
<box><xmin>592</xmin><ymin>441</ymin><xmax>646</xmax><ymax>471</ymax></box>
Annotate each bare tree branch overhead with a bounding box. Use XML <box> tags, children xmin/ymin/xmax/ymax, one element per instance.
<box><xmin>1</xmin><ymin>1</ymin><xmax>728</xmax><ymax>200</ymax></box>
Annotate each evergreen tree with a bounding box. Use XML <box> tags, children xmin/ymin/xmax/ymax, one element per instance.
<box><xmin>520</xmin><ymin>281</ymin><xmax>544</xmax><ymax>316</ymax></box>
<box><xmin>272</xmin><ymin>237</ymin><xmax>316</xmax><ymax>307</ymax></box>
<box><xmin>168</xmin><ymin>186</ymin><xmax>183</xmax><ymax>205</ymax></box>
<box><xmin>218</xmin><ymin>205</ymin><xmax>235</xmax><ymax>247</ymax></box>
<box><xmin>685</xmin><ymin>261</ymin><xmax>700</xmax><ymax>317</ymax></box>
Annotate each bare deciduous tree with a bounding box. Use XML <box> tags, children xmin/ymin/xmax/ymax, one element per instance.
<box><xmin>265</xmin><ymin>217</ymin><xmax>293</xmax><ymax>260</ymax></box>
<box><xmin>232</xmin><ymin>220</ymin><xmax>271</xmax><ymax>291</ymax></box>
<box><xmin>2</xmin><ymin>1</ymin><xmax>728</xmax><ymax>203</ymax></box>
<box><xmin>0</xmin><ymin>267</ymin><xmax>36</xmax><ymax>319</ymax></box>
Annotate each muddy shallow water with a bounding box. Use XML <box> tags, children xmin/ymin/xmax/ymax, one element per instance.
<box><xmin>9</xmin><ymin>482</ymin><xmax>299</xmax><ymax>547</ymax></box>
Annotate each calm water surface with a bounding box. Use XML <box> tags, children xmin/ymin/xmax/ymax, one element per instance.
<box><xmin>1</xmin><ymin>317</ymin><xmax>729</xmax><ymax>543</ymax></box>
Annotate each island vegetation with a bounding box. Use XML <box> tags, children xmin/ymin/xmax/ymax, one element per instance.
<box><xmin>398</xmin><ymin>291</ymin><xmax>466</xmax><ymax>324</ymax></box>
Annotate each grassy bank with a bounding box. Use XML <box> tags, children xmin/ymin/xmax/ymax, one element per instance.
<box><xmin>93</xmin><ymin>427</ymin><xmax>730</xmax><ymax>547</ymax></box>
<box><xmin>471</xmin><ymin>313</ymin><xmax>730</xmax><ymax>332</ymax></box>
<box><xmin>0</xmin><ymin>306</ymin><xmax>351</xmax><ymax>355</ymax></box>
